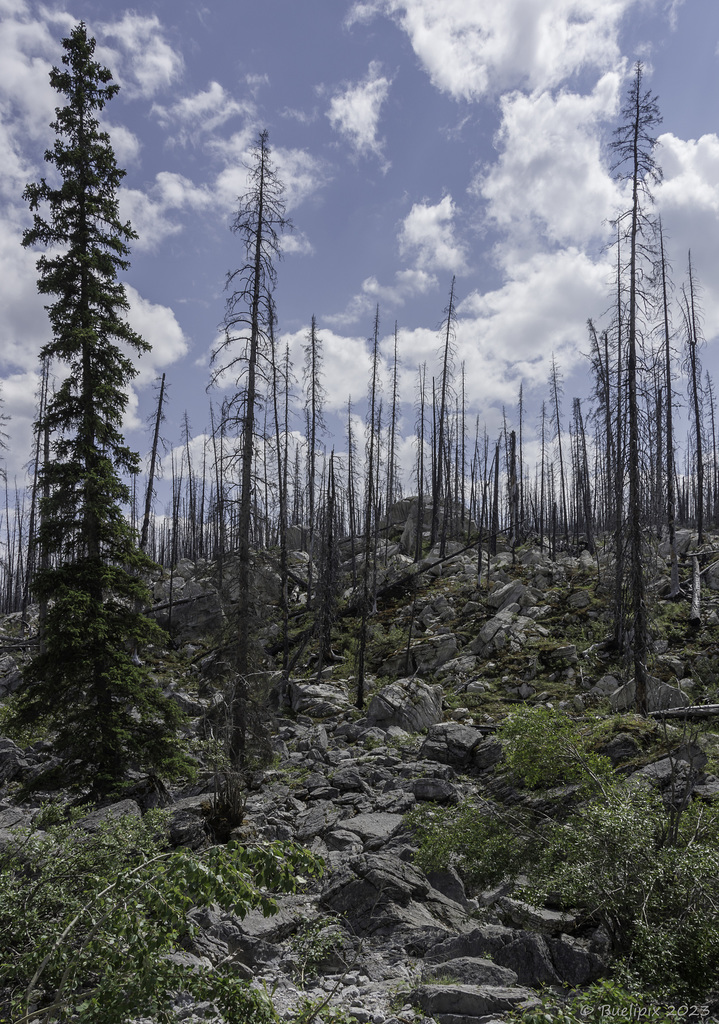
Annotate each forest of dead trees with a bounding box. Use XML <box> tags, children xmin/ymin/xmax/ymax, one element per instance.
<box><xmin>0</xmin><ymin>62</ymin><xmax>716</xmax><ymax>677</ymax></box>
<box><xmin>0</xmin><ymin>249</ymin><xmax>717</xmax><ymax>614</ymax></box>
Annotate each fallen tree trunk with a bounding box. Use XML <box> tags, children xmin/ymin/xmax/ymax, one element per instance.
<box><xmin>649</xmin><ymin>704</ymin><xmax>719</xmax><ymax>720</ymax></box>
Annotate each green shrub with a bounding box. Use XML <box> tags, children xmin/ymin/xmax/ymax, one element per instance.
<box><xmin>499</xmin><ymin>705</ymin><xmax>613</xmax><ymax>791</ymax></box>
<box><xmin>407</xmin><ymin>705</ymin><xmax>719</xmax><ymax>1002</ymax></box>
<box><xmin>528</xmin><ymin>788</ymin><xmax>719</xmax><ymax>1000</ymax></box>
<box><xmin>405</xmin><ymin>801</ymin><xmax>535</xmax><ymax>891</ymax></box>
<box><xmin>0</xmin><ymin>811</ymin><xmax>323</xmax><ymax>1023</ymax></box>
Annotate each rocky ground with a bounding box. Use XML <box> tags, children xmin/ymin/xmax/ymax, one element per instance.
<box><xmin>2</xmin><ymin>510</ymin><xmax>719</xmax><ymax>1023</ymax></box>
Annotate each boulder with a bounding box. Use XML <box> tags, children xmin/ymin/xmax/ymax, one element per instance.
<box><xmin>0</xmin><ymin>655</ymin><xmax>22</xmax><ymax>697</ymax></box>
<box><xmin>411</xmin><ymin>984</ymin><xmax>537</xmax><ymax>1019</ymax></box>
<box><xmin>288</xmin><ymin>680</ymin><xmax>351</xmax><ymax>718</ymax></box>
<box><xmin>152</xmin><ymin>590</ymin><xmax>225</xmax><ymax>639</ymax></box>
<box><xmin>420</xmin><ymin>723</ymin><xmax>496</xmax><ymax>768</ymax></box>
<box><xmin>426</xmin><ymin>924</ymin><xmax>604</xmax><ymax>987</ymax></box>
<box><xmin>342</xmin><ymin>812</ymin><xmax>405</xmax><ymax>844</ymax></box>
<box><xmin>365</xmin><ymin>678</ymin><xmax>443</xmax><ymax>733</ymax></box>
<box><xmin>609</xmin><ymin>676</ymin><xmax>690</xmax><ymax>713</ymax></box>
<box><xmin>321</xmin><ymin>853</ymin><xmax>470</xmax><ymax>936</ymax></box>
<box><xmin>406</xmin><ymin>777</ymin><xmax>460</xmax><ymax>804</ymax></box>
<box><xmin>600</xmin><ymin>731</ymin><xmax>640</xmax><ymax>766</ymax></box>
<box><xmin>0</xmin><ymin>737</ymin><xmax>31</xmax><ymax>783</ymax></box>
<box><xmin>75</xmin><ymin>799</ymin><xmax>141</xmax><ymax>833</ymax></box>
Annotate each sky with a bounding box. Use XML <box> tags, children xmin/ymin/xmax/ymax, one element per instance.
<box><xmin>1</xmin><ymin>0</ymin><xmax>719</xmax><ymax>499</ymax></box>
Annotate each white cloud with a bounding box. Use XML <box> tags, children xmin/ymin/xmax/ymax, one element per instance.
<box><xmin>214</xmin><ymin>133</ymin><xmax>331</xmax><ymax>215</ymax></box>
<box><xmin>105</xmin><ymin>122</ymin><xmax>142</xmax><ymax>166</ymax></box>
<box><xmin>477</xmin><ymin>73</ymin><xmax>622</xmax><ymax>253</ymax></box>
<box><xmin>458</xmin><ymin>247</ymin><xmax>610</xmax><ymax>397</ymax></box>
<box><xmin>399</xmin><ymin>195</ymin><xmax>468</xmax><ymax>273</ymax></box>
<box><xmin>124</xmin><ymin>285</ymin><xmax>190</xmax><ymax>387</ymax></box>
<box><xmin>361</xmin><ymin>268</ymin><xmax>437</xmax><ymax>305</ymax></box>
<box><xmin>152</xmin><ymin>81</ymin><xmax>249</xmax><ymax>141</ymax></box>
<box><xmin>280</xmin><ymin>327</ymin><xmax>373</xmax><ymax>410</ymax></box>
<box><xmin>119</xmin><ymin>172</ymin><xmax>212</xmax><ymax>252</ymax></box>
<box><xmin>352</xmin><ymin>0</ymin><xmax>637</xmax><ymax>100</ymax></box>
<box><xmin>98</xmin><ymin>13</ymin><xmax>183</xmax><ymax>99</ymax></box>
<box><xmin>656</xmin><ymin>132</ymin><xmax>719</xmax><ymax>344</ymax></box>
<box><xmin>326</xmin><ymin>60</ymin><xmax>392</xmax><ymax>169</ymax></box>
<box><xmin>327</xmin><ymin>196</ymin><xmax>464</xmax><ymax>324</ymax></box>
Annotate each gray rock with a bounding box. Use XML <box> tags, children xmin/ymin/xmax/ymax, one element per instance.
<box><xmin>426</xmin><ymin>867</ymin><xmax>469</xmax><ymax>908</ymax></box>
<box><xmin>0</xmin><ymin>806</ymin><xmax>32</xmax><ymax>830</ymax></box>
<box><xmin>288</xmin><ymin>680</ymin><xmax>351</xmax><ymax>717</ymax></box>
<box><xmin>412</xmin><ymin>636</ymin><xmax>460</xmax><ymax>675</ymax></box>
<box><xmin>0</xmin><ymin>737</ymin><xmax>30</xmax><ymax>783</ymax></box>
<box><xmin>420</xmin><ymin>723</ymin><xmax>483</xmax><ymax>767</ymax></box>
<box><xmin>600</xmin><ymin>732</ymin><xmax>640</xmax><ymax>766</ymax></box>
<box><xmin>366</xmin><ymin>679</ymin><xmax>443</xmax><ymax>733</ymax></box>
<box><xmin>610</xmin><ymin>676</ymin><xmax>690</xmax><ymax>713</ymax></box>
<box><xmin>295</xmin><ymin>801</ymin><xmax>345</xmax><ymax>842</ymax></box>
<box><xmin>425</xmin><ymin>924</ymin><xmax>602</xmax><ymax>988</ymax></box>
<box><xmin>75</xmin><ymin>799</ymin><xmax>142</xmax><ymax>833</ymax></box>
<box><xmin>548</xmin><ymin>935</ymin><xmax>604</xmax><ymax>986</ymax></box>
<box><xmin>406</xmin><ymin>777</ymin><xmax>460</xmax><ymax>804</ymax></box>
<box><xmin>423</xmin><ymin>956</ymin><xmax>518</xmax><ymax>987</ymax></box>
<box><xmin>496</xmin><ymin>897</ymin><xmax>576</xmax><ymax>935</ymax></box>
<box><xmin>487</xmin><ymin>581</ymin><xmax>533</xmax><ymax>611</ymax></box>
<box><xmin>0</xmin><ymin>655</ymin><xmax>22</xmax><ymax>697</ymax></box>
<box><xmin>343</xmin><ymin>812</ymin><xmax>405</xmax><ymax>843</ymax></box>
<box><xmin>168</xmin><ymin>808</ymin><xmax>210</xmax><ymax>850</ymax></box>
<box><xmin>152</xmin><ymin>590</ymin><xmax>225</xmax><ymax>639</ymax></box>
<box><xmin>590</xmin><ymin>674</ymin><xmax>621</xmax><ymax>696</ymax></box>
<box><xmin>321</xmin><ymin>853</ymin><xmax>469</xmax><ymax>936</ymax></box>
<box><xmin>412</xmin><ymin>984</ymin><xmax>537</xmax><ymax>1019</ymax></box>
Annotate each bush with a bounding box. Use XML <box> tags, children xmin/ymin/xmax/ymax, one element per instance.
<box><xmin>405</xmin><ymin>800</ymin><xmax>536</xmax><ymax>891</ymax></box>
<box><xmin>0</xmin><ymin>811</ymin><xmax>323</xmax><ymax>1023</ymax></box>
<box><xmin>407</xmin><ymin>705</ymin><xmax>719</xmax><ymax>1001</ymax></box>
<box><xmin>528</xmin><ymin>788</ymin><xmax>719</xmax><ymax>1000</ymax></box>
<box><xmin>499</xmin><ymin>705</ymin><xmax>613</xmax><ymax>791</ymax></box>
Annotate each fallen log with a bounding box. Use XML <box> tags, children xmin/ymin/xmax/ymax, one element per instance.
<box><xmin>649</xmin><ymin>704</ymin><xmax>719</xmax><ymax>720</ymax></box>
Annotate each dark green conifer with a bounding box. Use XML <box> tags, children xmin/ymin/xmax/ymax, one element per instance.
<box><xmin>12</xmin><ymin>23</ymin><xmax>188</xmax><ymax>796</ymax></box>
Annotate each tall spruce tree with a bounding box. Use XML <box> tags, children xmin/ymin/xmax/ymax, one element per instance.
<box><xmin>13</xmin><ymin>23</ymin><xmax>187</xmax><ymax>796</ymax></box>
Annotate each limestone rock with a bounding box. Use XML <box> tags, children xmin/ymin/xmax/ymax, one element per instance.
<box><xmin>366</xmin><ymin>678</ymin><xmax>443</xmax><ymax>733</ymax></box>
<box><xmin>609</xmin><ymin>676</ymin><xmax>690</xmax><ymax>713</ymax></box>
<box><xmin>411</xmin><ymin>983</ymin><xmax>537</xmax><ymax>1019</ymax></box>
<box><xmin>75</xmin><ymin>798</ymin><xmax>141</xmax><ymax>833</ymax></box>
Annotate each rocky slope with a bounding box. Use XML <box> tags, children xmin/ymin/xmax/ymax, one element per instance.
<box><xmin>2</xmin><ymin>515</ymin><xmax>719</xmax><ymax>1023</ymax></box>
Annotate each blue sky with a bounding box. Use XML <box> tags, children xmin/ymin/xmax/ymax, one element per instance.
<box><xmin>1</xmin><ymin>0</ymin><xmax>719</xmax><ymax>495</ymax></box>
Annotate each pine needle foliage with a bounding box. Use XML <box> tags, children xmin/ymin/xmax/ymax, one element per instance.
<box><xmin>11</xmin><ymin>23</ymin><xmax>189</xmax><ymax>796</ymax></box>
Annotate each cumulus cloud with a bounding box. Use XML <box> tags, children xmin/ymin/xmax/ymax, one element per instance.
<box><xmin>124</xmin><ymin>285</ymin><xmax>190</xmax><ymax>387</ymax></box>
<box><xmin>280</xmin><ymin>326</ymin><xmax>373</xmax><ymax>410</ymax></box>
<box><xmin>120</xmin><ymin>172</ymin><xmax>212</xmax><ymax>252</ymax></box>
<box><xmin>477</xmin><ymin>73</ymin><xmax>622</xmax><ymax>253</ymax></box>
<box><xmin>214</xmin><ymin>132</ymin><xmax>331</xmax><ymax>215</ymax></box>
<box><xmin>399</xmin><ymin>195</ymin><xmax>468</xmax><ymax>273</ymax></box>
<box><xmin>350</xmin><ymin>0</ymin><xmax>637</xmax><ymax>100</ymax></box>
<box><xmin>326</xmin><ymin>195</ymin><xmax>466</xmax><ymax>325</ymax></box>
<box><xmin>459</xmin><ymin>247</ymin><xmax>610</xmax><ymax>393</ymax></box>
<box><xmin>98</xmin><ymin>13</ymin><xmax>183</xmax><ymax>99</ymax></box>
<box><xmin>361</xmin><ymin>268</ymin><xmax>437</xmax><ymax>305</ymax></box>
<box><xmin>326</xmin><ymin>60</ymin><xmax>392</xmax><ymax>169</ymax></box>
<box><xmin>152</xmin><ymin>81</ymin><xmax>250</xmax><ymax>142</ymax></box>
<box><xmin>656</xmin><ymin>132</ymin><xmax>719</xmax><ymax>341</ymax></box>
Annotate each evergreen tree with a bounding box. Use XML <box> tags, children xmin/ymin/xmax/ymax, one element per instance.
<box><xmin>12</xmin><ymin>23</ymin><xmax>187</xmax><ymax>796</ymax></box>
